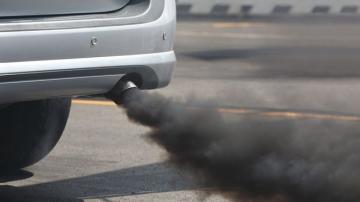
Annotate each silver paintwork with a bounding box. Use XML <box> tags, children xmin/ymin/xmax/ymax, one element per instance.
<box><xmin>0</xmin><ymin>0</ymin><xmax>176</xmax><ymax>104</ymax></box>
<box><xmin>0</xmin><ymin>51</ymin><xmax>175</xmax><ymax>82</ymax></box>
<box><xmin>0</xmin><ymin>0</ymin><xmax>130</xmax><ymax>17</ymax></box>
<box><xmin>0</xmin><ymin>2</ymin><xmax>174</xmax><ymax>63</ymax></box>
<box><xmin>0</xmin><ymin>0</ymin><xmax>164</xmax><ymax>31</ymax></box>
<box><xmin>0</xmin><ymin>51</ymin><xmax>175</xmax><ymax>104</ymax></box>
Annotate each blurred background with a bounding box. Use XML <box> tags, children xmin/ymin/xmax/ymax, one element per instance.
<box><xmin>164</xmin><ymin>0</ymin><xmax>360</xmax><ymax>115</ymax></box>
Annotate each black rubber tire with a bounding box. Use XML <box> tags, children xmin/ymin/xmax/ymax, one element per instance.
<box><xmin>0</xmin><ymin>98</ymin><xmax>71</xmax><ymax>170</ymax></box>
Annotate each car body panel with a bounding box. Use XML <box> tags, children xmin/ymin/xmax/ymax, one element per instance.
<box><xmin>0</xmin><ymin>0</ymin><xmax>176</xmax><ymax>104</ymax></box>
<box><xmin>0</xmin><ymin>0</ymin><xmax>164</xmax><ymax>31</ymax></box>
<box><xmin>0</xmin><ymin>8</ymin><xmax>175</xmax><ymax>63</ymax></box>
<box><xmin>0</xmin><ymin>51</ymin><xmax>175</xmax><ymax>103</ymax></box>
<box><xmin>0</xmin><ymin>0</ymin><xmax>130</xmax><ymax>17</ymax></box>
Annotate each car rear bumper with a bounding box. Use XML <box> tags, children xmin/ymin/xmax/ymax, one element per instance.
<box><xmin>0</xmin><ymin>51</ymin><xmax>175</xmax><ymax>104</ymax></box>
<box><xmin>0</xmin><ymin>0</ymin><xmax>176</xmax><ymax>104</ymax></box>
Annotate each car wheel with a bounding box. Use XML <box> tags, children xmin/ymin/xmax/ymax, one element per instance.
<box><xmin>0</xmin><ymin>98</ymin><xmax>71</xmax><ymax>170</ymax></box>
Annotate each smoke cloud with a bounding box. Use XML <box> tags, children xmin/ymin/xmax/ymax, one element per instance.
<box><xmin>110</xmin><ymin>88</ymin><xmax>360</xmax><ymax>202</ymax></box>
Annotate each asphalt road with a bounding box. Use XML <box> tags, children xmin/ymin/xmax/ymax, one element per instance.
<box><xmin>3</xmin><ymin>19</ymin><xmax>360</xmax><ymax>201</ymax></box>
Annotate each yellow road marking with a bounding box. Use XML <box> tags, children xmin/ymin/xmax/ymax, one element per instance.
<box><xmin>72</xmin><ymin>99</ymin><xmax>360</xmax><ymax>122</ymax></box>
<box><xmin>213</xmin><ymin>22</ymin><xmax>266</xmax><ymax>29</ymax></box>
<box><xmin>176</xmin><ymin>31</ymin><xmax>289</xmax><ymax>39</ymax></box>
<box><xmin>217</xmin><ymin>108</ymin><xmax>254</xmax><ymax>114</ymax></box>
<box><xmin>73</xmin><ymin>99</ymin><xmax>116</xmax><ymax>107</ymax></box>
<box><xmin>217</xmin><ymin>108</ymin><xmax>360</xmax><ymax>121</ymax></box>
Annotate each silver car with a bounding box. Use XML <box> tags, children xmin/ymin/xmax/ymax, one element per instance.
<box><xmin>0</xmin><ymin>0</ymin><xmax>176</xmax><ymax>169</ymax></box>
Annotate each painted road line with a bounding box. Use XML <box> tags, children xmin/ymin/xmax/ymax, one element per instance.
<box><xmin>73</xmin><ymin>99</ymin><xmax>360</xmax><ymax>122</ymax></box>
<box><xmin>212</xmin><ymin>22</ymin><xmax>267</xmax><ymax>29</ymax></box>
<box><xmin>176</xmin><ymin>31</ymin><xmax>291</xmax><ymax>39</ymax></box>
<box><xmin>177</xmin><ymin>30</ymin><xmax>360</xmax><ymax>42</ymax></box>
<box><xmin>261</xmin><ymin>111</ymin><xmax>360</xmax><ymax>121</ymax></box>
<box><xmin>73</xmin><ymin>99</ymin><xmax>116</xmax><ymax>107</ymax></box>
<box><xmin>217</xmin><ymin>108</ymin><xmax>360</xmax><ymax>121</ymax></box>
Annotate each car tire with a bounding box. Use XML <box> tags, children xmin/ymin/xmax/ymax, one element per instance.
<box><xmin>0</xmin><ymin>98</ymin><xmax>71</xmax><ymax>170</ymax></box>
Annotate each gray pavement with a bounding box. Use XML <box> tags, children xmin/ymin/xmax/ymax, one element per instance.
<box><xmin>3</xmin><ymin>19</ymin><xmax>360</xmax><ymax>201</ymax></box>
<box><xmin>165</xmin><ymin>20</ymin><xmax>360</xmax><ymax>115</ymax></box>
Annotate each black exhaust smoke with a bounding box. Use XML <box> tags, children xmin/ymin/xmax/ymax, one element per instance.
<box><xmin>107</xmin><ymin>83</ymin><xmax>360</xmax><ymax>202</ymax></box>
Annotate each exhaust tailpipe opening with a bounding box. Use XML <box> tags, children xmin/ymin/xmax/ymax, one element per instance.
<box><xmin>106</xmin><ymin>80</ymin><xmax>138</xmax><ymax>105</ymax></box>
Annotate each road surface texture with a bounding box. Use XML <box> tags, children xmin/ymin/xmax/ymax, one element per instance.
<box><xmin>3</xmin><ymin>18</ymin><xmax>360</xmax><ymax>201</ymax></box>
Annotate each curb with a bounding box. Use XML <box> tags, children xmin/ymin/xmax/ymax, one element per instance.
<box><xmin>177</xmin><ymin>0</ymin><xmax>360</xmax><ymax>17</ymax></box>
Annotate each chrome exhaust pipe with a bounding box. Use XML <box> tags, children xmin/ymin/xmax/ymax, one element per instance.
<box><xmin>106</xmin><ymin>80</ymin><xmax>138</xmax><ymax>105</ymax></box>
<box><xmin>116</xmin><ymin>80</ymin><xmax>137</xmax><ymax>92</ymax></box>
